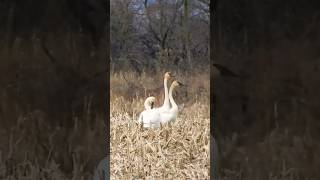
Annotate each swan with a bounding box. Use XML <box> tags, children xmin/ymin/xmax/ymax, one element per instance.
<box><xmin>158</xmin><ymin>80</ymin><xmax>183</xmax><ymax>124</ymax></box>
<box><xmin>139</xmin><ymin>80</ymin><xmax>183</xmax><ymax>128</ymax></box>
<box><xmin>138</xmin><ymin>96</ymin><xmax>157</xmax><ymax>124</ymax></box>
<box><xmin>144</xmin><ymin>96</ymin><xmax>156</xmax><ymax>110</ymax></box>
<box><xmin>158</xmin><ymin>72</ymin><xmax>173</xmax><ymax>112</ymax></box>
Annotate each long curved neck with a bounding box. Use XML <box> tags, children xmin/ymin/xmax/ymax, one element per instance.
<box><xmin>169</xmin><ymin>85</ymin><xmax>178</xmax><ymax>111</ymax></box>
<box><xmin>144</xmin><ymin>100</ymin><xmax>150</xmax><ymax>110</ymax></box>
<box><xmin>162</xmin><ymin>78</ymin><xmax>169</xmax><ymax>107</ymax></box>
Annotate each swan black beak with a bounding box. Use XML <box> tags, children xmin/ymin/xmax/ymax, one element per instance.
<box><xmin>178</xmin><ymin>81</ymin><xmax>185</xmax><ymax>86</ymax></box>
<box><xmin>151</xmin><ymin>102</ymin><xmax>154</xmax><ymax>109</ymax></box>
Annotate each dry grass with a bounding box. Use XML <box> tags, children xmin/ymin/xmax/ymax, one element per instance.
<box><xmin>214</xmin><ymin>39</ymin><xmax>320</xmax><ymax>180</ymax></box>
<box><xmin>0</xmin><ymin>33</ymin><xmax>108</xmax><ymax>179</ymax></box>
<box><xmin>217</xmin><ymin>128</ymin><xmax>320</xmax><ymax>180</ymax></box>
<box><xmin>0</xmin><ymin>107</ymin><xmax>106</xmax><ymax>179</ymax></box>
<box><xmin>110</xmin><ymin>71</ymin><xmax>210</xmax><ymax>179</ymax></box>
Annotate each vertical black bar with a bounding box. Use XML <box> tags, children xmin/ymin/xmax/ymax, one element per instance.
<box><xmin>93</xmin><ymin>1</ymin><xmax>110</xmax><ymax>178</ymax></box>
<box><xmin>106</xmin><ymin>0</ymin><xmax>111</xmax><ymax>178</ymax></box>
<box><xmin>210</xmin><ymin>0</ymin><xmax>218</xmax><ymax>179</ymax></box>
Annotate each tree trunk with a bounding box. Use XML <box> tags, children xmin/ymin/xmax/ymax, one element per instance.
<box><xmin>183</xmin><ymin>0</ymin><xmax>191</xmax><ymax>68</ymax></box>
<box><xmin>6</xmin><ymin>2</ymin><xmax>15</xmax><ymax>53</ymax></box>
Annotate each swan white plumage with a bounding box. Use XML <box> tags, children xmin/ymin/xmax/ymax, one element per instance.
<box><xmin>158</xmin><ymin>72</ymin><xmax>173</xmax><ymax>113</ymax></box>
<box><xmin>139</xmin><ymin>108</ymin><xmax>161</xmax><ymax>128</ymax></box>
<box><xmin>138</xmin><ymin>96</ymin><xmax>157</xmax><ymax>124</ymax></box>
<box><xmin>139</xmin><ymin>80</ymin><xmax>182</xmax><ymax>128</ymax></box>
<box><xmin>158</xmin><ymin>80</ymin><xmax>182</xmax><ymax>124</ymax></box>
<box><xmin>144</xmin><ymin>96</ymin><xmax>156</xmax><ymax>110</ymax></box>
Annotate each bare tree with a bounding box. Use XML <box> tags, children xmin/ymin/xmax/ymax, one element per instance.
<box><xmin>183</xmin><ymin>0</ymin><xmax>191</xmax><ymax>68</ymax></box>
<box><xmin>109</xmin><ymin>0</ymin><xmax>209</xmax><ymax>72</ymax></box>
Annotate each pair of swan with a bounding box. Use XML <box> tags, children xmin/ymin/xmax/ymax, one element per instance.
<box><xmin>138</xmin><ymin>72</ymin><xmax>183</xmax><ymax>128</ymax></box>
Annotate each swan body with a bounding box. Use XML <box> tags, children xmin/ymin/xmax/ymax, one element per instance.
<box><xmin>139</xmin><ymin>108</ymin><xmax>161</xmax><ymax>128</ymax></box>
<box><xmin>138</xmin><ymin>96</ymin><xmax>160</xmax><ymax>126</ymax></box>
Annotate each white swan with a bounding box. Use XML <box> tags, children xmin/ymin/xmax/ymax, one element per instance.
<box><xmin>158</xmin><ymin>72</ymin><xmax>173</xmax><ymax>112</ymax></box>
<box><xmin>144</xmin><ymin>96</ymin><xmax>156</xmax><ymax>110</ymax></box>
<box><xmin>139</xmin><ymin>80</ymin><xmax>182</xmax><ymax>128</ymax></box>
<box><xmin>138</xmin><ymin>96</ymin><xmax>157</xmax><ymax>124</ymax></box>
<box><xmin>158</xmin><ymin>80</ymin><xmax>182</xmax><ymax>124</ymax></box>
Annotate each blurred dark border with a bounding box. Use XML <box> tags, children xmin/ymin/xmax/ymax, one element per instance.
<box><xmin>211</xmin><ymin>0</ymin><xmax>320</xmax><ymax>179</ymax></box>
<box><xmin>210</xmin><ymin>0</ymin><xmax>216</xmax><ymax>178</ymax></box>
<box><xmin>106</xmin><ymin>0</ymin><xmax>110</xmax><ymax>177</ymax></box>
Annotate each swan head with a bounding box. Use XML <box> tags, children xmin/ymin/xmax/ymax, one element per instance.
<box><xmin>172</xmin><ymin>80</ymin><xmax>184</xmax><ymax>88</ymax></box>
<box><xmin>164</xmin><ymin>72</ymin><xmax>173</xmax><ymax>80</ymax></box>
<box><xmin>144</xmin><ymin>96</ymin><xmax>156</xmax><ymax>109</ymax></box>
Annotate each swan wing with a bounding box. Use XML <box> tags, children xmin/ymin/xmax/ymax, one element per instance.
<box><xmin>139</xmin><ymin>109</ymin><xmax>162</xmax><ymax>127</ymax></box>
<box><xmin>159</xmin><ymin>111</ymin><xmax>174</xmax><ymax>124</ymax></box>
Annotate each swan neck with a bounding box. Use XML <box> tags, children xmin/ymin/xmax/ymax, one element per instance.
<box><xmin>169</xmin><ymin>85</ymin><xmax>178</xmax><ymax>110</ymax></box>
<box><xmin>163</xmin><ymin>78</ymin><xmax>169</xmax><ymax>106</ymax></box>
<box><xmin>144</xmin><ymin>100</ymin><xmax>150</xmax><ymax>110</ymax></box>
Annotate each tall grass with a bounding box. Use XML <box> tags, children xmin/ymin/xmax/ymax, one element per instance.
<box><xmin>215</xmin><ymin>39</ymin><xmax>320</xmax><ymax>180</ymax></box>
<box><xmin>0</xmin><ymin>109</ymin><xmax>106</xmax><ymax>179</ymax></box>
<box><xmin>0</xmin><ymin>33</ymin><xmax>107</xmax><ymax>179</ymax></box>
